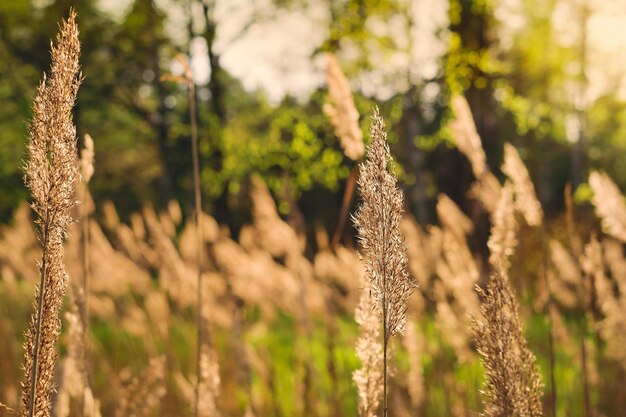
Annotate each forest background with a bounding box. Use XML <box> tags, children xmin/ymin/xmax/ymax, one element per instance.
<box><xmin>1</xmin><ymin>1</ymin><xmax>626</xmax><ymax>417</ymax></box>
<box><xmin>1</xmin><ymin>0</ymin><xmax>625</xmax><ymax>227</ymax></box>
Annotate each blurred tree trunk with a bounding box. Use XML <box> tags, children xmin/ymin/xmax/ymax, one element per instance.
<box><xmin>198</xmin><ymin>0</ymin><xmax>229</xmax><ymax>222</ymax></box>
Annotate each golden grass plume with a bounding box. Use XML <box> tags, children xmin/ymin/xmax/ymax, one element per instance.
<box><xmin>20</xmin><ymin>9</ymin><xmax>81</xmax><ymax>417</ymax></box>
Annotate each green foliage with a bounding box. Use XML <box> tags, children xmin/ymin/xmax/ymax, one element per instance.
<box><xmin>215</xmin><ymin>92</ymin><xmax>351</xmax><ymax>207</ymax></box>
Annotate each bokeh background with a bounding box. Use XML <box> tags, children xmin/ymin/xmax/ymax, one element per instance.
<box><xmin>1</xmin><ymin>0</ymin><xmax>626</xmax><ymax>416</ymax></box>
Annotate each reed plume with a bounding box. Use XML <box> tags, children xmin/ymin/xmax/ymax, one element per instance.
<box><xmin>324</xmin><ymin>52</ymin><xmax>364</xmax><ymax>161</ymax></box>
<box><xmin>449</xmin><ymin>95</ymin><xmax>501</xmax><ymax>213</ymax></box>
<box><xmin>436</xmin><ymin>194</ymin><xmax>473</xmax><ymax>241</ymax></box>
<box><xmin>589</xmin><ymin>171</ymin><xmax>626</xmax><ymax>243</ymax></box>
<box><xmin>449</xmin><ymin>96</ymin><xmax>487</xmax><ymax>176</ymax></box>
<box><xmin>487</xmin><ymin>182</ymin><xmax>518</xmax><ymax>274</ymax></box>
<box><xmin>20</xmin><ymin>9</ymin><xmax>81</xmax><ymax>417</ymax></box>
<box><xmin>472</xmin><ymin>270</ymin><xmax>544</xmax><ymax>417</ymax></box>
<box><xmin>325</xmin><ymin>52</ymin><xmax>365</xmax><ymax>249</ymax></box>
<box><xmin>353</xmin><ymin>107</ymin><xmax>416</xmax><ymax>417</ymax></box>
<box><xmin>502</xmin><ymin>144</ymin><xmax>543</xmax><ymax>226</ymax></box>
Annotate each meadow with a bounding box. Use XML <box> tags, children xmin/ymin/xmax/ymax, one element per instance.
<box><xmin>1</xmin><ymin>6</ymin><xmax>626</xmax><ymax>417</ymax></box>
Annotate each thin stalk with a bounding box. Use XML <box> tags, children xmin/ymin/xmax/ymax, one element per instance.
<box><xmin>80</xmin><ymin>183</ymin><xmax>90</xmax><ymax>417</ymax></box>
<box><xmin>28</xmin><ymin>223</ymin><xmax>49</xmax><ymax>417</ymax></box>
<box><xmin>330</xmin><ymin>167</ymin><xmax>359</xmax><ymax>250</ymax></box>
<box><xmin>81</xmin><ymin>187</ymin><xmax>89</xmax><ymax>328</ymax></box>
<box><xmin>188</xmin><ymin>71</ymin><xmax>204</xmax><ymax>417</ymax></box>
<box><xmin>382</xmin><ymin>308</ymin><xmax>388</xmax><ymax>417</ymax></box>
<box><xmin>379</xmin><ymin>174</ymin><xmax>388</xmax><ymax>417</ymax></box>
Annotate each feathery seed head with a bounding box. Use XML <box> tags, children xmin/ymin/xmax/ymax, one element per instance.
<box><xmin>488</xmin><ymin>182</ymin><xmax>518</xmax><ymax>275</ymax></box>
<box><xmin>589</xmin><ymin>171</ymin><xmax>626</xmax><ymax>242</ymax></box>
<box><xmin>20</xmin><ymin>9</ymin><xmax>81</xmax><ymax>417</ymax></box>
<box><xmin>324</xmin><ymin>53</ymin><xmax>364</xmax><ymax>161</ymax></box>
<box><xmin>502</xmin><ymin>144</ymin><xmax>543</xmax><ymax>226</ymax></box>
<box><xmin>472</xmin><ymin>270</ymin><xmax>544</xmax><ymax>417</ymax></box>
<box><xmin>354</xmin><ymin>107</ymin><xmax>416</xmax><ymax>337</ymax></box>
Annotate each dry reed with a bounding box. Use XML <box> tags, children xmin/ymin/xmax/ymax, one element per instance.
<box><xmin>487</xmin><ymin>182</ymin><xmax>518</xmax><ymax>274</ymax></box>
<box><xmin>449</xmin><ymin>95</ymin><xmax>501</xmax><ymax>213</ymax></box>
<box><xmin>20</xmin><ymin>10</ymin><xmax>81</xmax><ymax>417</ymax></box>
<box><xmin>589</xmin><ymin>171</ymin><xmax>626</xmax><ymax>242</ymax></box>
<box><xmin>502</xmin><ymin>144</ymin><xmax>543</xmax><ymax>226</ymax></box>
<box><xmin>353</xmin><ymin>108</ymin><xmax>416</xmax><ymax>417</ymax></box>
<box><xmin>324</xmin><ymin>52</ymin><xmax>364</xmax><ymax>161</ymax></box>
<box><xmin>472</xmin><ymin>270</ymin><xmax>544</xmax><ymax>417</ymax></box>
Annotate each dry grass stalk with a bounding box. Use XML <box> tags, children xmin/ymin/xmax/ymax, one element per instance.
<box><xmin>487</xmin><ymin>182</ymin><xmax>518</xmax><ymax>274</ymax></box>
<box><xmin>449</xmin><ymin>95</ymin><xmax>501</xmax><ymax>213</ymax></box>
<box><xmin>324</xmin><ymin>52</ymin><xmax>364</xmax><ymax>161</ymax></box>
<box><xmin>449</xmin><ymin>95</ymin><xmax>488</xmax><ymax>177</ymax></box>
<box><xmin>143</xmin><ymin>206</ymin><xmax>196</xmax><ymax>307</ymax></box>
<box><xmin>589</xmin><ymin>171</ymin><xmax>626</xmax><ymax>242</ymax></box>
<box><xmin>167</xmin><ymin>54</ymin><xmax>221</xmax><ymax>417</ymax></box>
<box><xmin>436</xmin><ymin>194</ymin><xmax>473</xmax><ymax>241</ymax></box>
<box><xmin>250</xmin><ymin>175</ymin><xmax>300</xmax><ymax>258</ymax></box>
<box><xmin>502</xmin><ymin>144</ymin><xmax>543</xmax><ymax>226</ymax></box>
<box><xmin>353</xmin><ymin>108</ymin><xmax>416</xmax><ymax>417</ymax></box>
<box><xmin>20</xmin><ymin>10</ymin><xmax>81</xmax><ymax>417</ymax></box>
<box><xmin>602</xmin><ymin>238</ymin><xmax>626</xmax><ymax>293</ymax></box>
<box><xmin>472</xmin><ymin>270</ymin><xmax>544</xmax><ymax>417</ymax></box>
<box><xmin>170</xmin><ymin>53</ymin><xmax>210</xmax><ymax>417</ymax></box>
<box><xmin>353</xmin><ymin>278</ymin><xmax>383</xmax><ymax>417</ymax></box>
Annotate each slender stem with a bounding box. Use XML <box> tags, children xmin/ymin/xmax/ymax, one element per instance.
<box><xmin>80</xmin><ymin>183</ymin><xmax>90</xmax><ymax>417</ymax></box>
<box><xmin>28</xmin><ymin>223</ymin><xmax>49</xmax><ymax>417</ymax></box>
<box><xmin>330</xmin><ymin>167</ymin><xmax>359</xmax><ymax>250</ymax></box>
<box><xmin>383</xmin><ymin>305</ymin><xmax>388</xmax><ymax>417</ymax></box>
<box><xmin>378</xmin><ymin>172</ymin><xmax>388</xmax><ymax>417</ymax></box>
<box><xmin>81</xmin><ymin>186</ymin><xmax>89</xmax><ymax>330</ymax></box>
<box><xmin>189</xmin><ymin>72</ymin><xmax>204</xmax><ymax>417</ymax></box>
